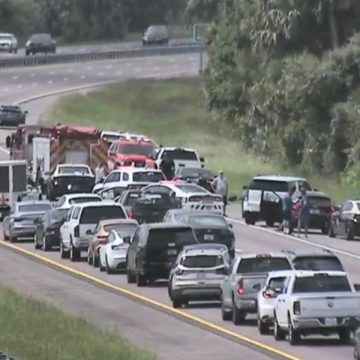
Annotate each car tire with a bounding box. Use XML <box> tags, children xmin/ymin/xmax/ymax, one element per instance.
<box><xmin>14</xmin><ymin>48</ymin><xmax>18</xmax><ymax>54</ymax></box>
<box><xmin>257</xmin><ymin>316</ymin><xmax>269</xmax><ymax>335</ymax></box>
<box><xmin>3</xmin><ymin>230</ymin><xmax>9</xmax><ymax>241</ymax></box>
<box><xmin>9</xmin><ymin>234</ymin><xmax>17</xmax><ymax>243</ymax></box>
<box><xmin>99</xmin><ymin>256</ymin><xmax>105</xmax><ymax>272</ymax></box>
<box><xmin>43</xmin><ymin>236</ymin><xmax>50</xmax><ymax>251</ymax></box>
<box><xmin>34</xmin><ymin>234</ymin><xmax>41</xmax><ymax>249</ymax></box>
<box><xmin>126</xmin><ymin>267</ymin><xmax>136</xmax><ymax>283</ymax></box>
<box><xmin>232</xmin><ymin>303</ymin><xmax>246</xmax><ymax>325</ymax></box>
<box><xmin>60</xmin><ymin>242</ymin><xmax>70</xmax><ymax>259</ymax></box>
<box><xmin>338</xmin><ymin>328</ymin><xmax>351</xmax><ymax>344</ymax></box>
<box><xmin>346</xmin><ymin>222</ymin><xmax>355</xmax><ymax>241</ymax></box>
<box><xmin>221</xmin><ymin>295</ymin><xmax>232</xmax><ymax>321</ymax></box>
<box><xmin>105</xmin><ymin>256</ymin><xmax>113</xmax><ymax>274</ymax></box>
<box><xmin>244</xmin><ymin>214</ymin><xmax>255</xmax><ymax>225</ymax></box>
<box><xmin>172</xmin><ymin>297</ymin><xmax>183</xmax><ymax>308</ymax></box>
<box><xmin>70</xmin><ymin>244</ymin><xmax>80</xmax><ymax>262</ymax></box>
<box><xmin>25</xmin><ymin>51</ymin><xmax>30</xmax><ymax>56</ymax></box>
<box><xmin>266</xmin><ymin>219</ymin><xmax>274</xmax><ymax>227</ymax></box>
<box><xmin>136</xmin><ymin>270</ymin><xmax>146</xmax><ymax>287</ymax></box>
<box><xmin>288</xmin><ymin>317</ymin><xmax>300</xmax><ymax>345</ymax></box>
<box><xmin>93</xmin><ymin>252</ymin><xmax>99</xmax><ymax>268</ymax></box>
<box><xmin>273</xmin><ymin>315</ymin><xmax>286</xmax><ymax>341</ymax></box>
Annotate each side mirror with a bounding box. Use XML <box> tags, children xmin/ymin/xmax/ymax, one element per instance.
<box><xmin>200</xmin><ymin>156</ymin><xmax>205</xmax><ymax>163</ymax></box>
<box><xmin>314</xmin><ymin>188</ymin><xmax>319</xmax><ymax>192</ymax></box>
<box><xmin>5</xmin><ymin>136</ymin><xmax>11</xmax><ymax>148</ymax></box>
<box><xmin>86</xmin><ymin>229</ymin><xmax>93</xmax><ymax>235</ymax></box>
<box><xmin>253</xmin><ymin>283</ymin><xmax>261</xmax><ymax>291</ymax></box>
<box><xmin>228</xmin><ymin>223</ymin><xmax>233</xmax><ymax>229</ymax></box>
<box><xmin>242</xmin><ymin>185</ymin><xmax>248</xmax><ymax>190</ymax></box>
<box><xmin>354</xmin><ymin>284</ymin><xmax>360</xmax><ymax>292</ymax></box>
<box><xmin>24</xmin><ymin>110</ymin><xmax>29</xmax><ymax>115</ymax></box>
<box><xmin>123</xmin><ymin>236</ymin><xmax>131</xmax><ymax>244</ymax></box>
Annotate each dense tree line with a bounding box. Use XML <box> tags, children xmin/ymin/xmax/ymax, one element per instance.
<box><xmin>0</xmin><ymin>0</ymin><xmax>188</xmax><ymax>42</ymax></box>
<box><xmin>204</xmin><ymin>0</ymin><xmax>360</xmax><ymax>183</ymax></box>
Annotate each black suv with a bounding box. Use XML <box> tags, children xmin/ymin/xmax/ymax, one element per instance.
<box><xmin>126</xmin><ymin>223</ymin><xmax>198</xmax><ymax>286</ymax></box>
<box><xmin>25</xmin><ymin>33</ymin><xmax>56</xmax><ymax>56</ymax></box>
<box><xmin>0</xmin><ymin>105</ymin><xmax>27</xmax><ymax>126</ymax></box>
<box><xmin>142</xmin><ymin>25</ymin><xmax>169</xmax><ymax>46</ymax></box>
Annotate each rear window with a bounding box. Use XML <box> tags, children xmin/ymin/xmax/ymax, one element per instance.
<box><xmin>19</xmin><ymin>203</ymin><xmax>52</xmax><ymax>213</ymax></box>
<box><xmin>104</xmin><ymin>224</ymin><xmax>138</xmax><ymax>236</ymax></box>
<box><xmin>293</xmin><ymin>256</ymin><xmax>344</xmax><ymax>271</ymax></box>
<box><xmin>163</xmin><ymin>149</ymin><xmax>198</xmax><ymax>161</ymax></box>
<box><xmin>133</xmin><ymin>171</ymin><xmax>165</xmax><ymax>182</ymax></box>
<box><xmin>136</xmin><ymin>194</ymin><xmax>171</xmax><ymax>206</ymax></box>
<box><xmin>148</xmin><ymin>228</ymin><xmax>197</xmax><ymax>249</ymax></box>
<box><xmin>175</xmin><ymin>184</ymin><xmax>207</xmax><ymax>193</ymax></box>
<box><xmin>58</xmin><ymin>166</ymin><xmax>90</xmax><ymax>175</ymax></box>
<box><xmin>267</xmin><ymin>277</ymin><xmax>287</xmax><ymax>292</ymax></box>
<box><xmin>31</xmin><ymin>34</ymin><xmax>51</xmax><ymax>41</ymax></box>
<box><xmin>188</xmin><ymin>216</ymin><xmax>228</xmax><ymax>228</ymax></box>
<box><xmin>80</xmin><ymin>206</ymin><xmax>126</xmax><ymax>224</ymax></box>
<box><xmin>182</xmin><ymin>254</ymin><xmax>223</xmax><ymax>268</ymax></box>
<box><xmin>237</xmin><ymin>257</ymin><xmax>292</xmax><ymax>273</ymax></box>
<box><xmin>178</xmin><ymin>168</ymin><xmax>214</xmax><ymax>179</ymax></box>
<box><xmin>123</xmin><ymin>192</ymin><xmax>141</xmax><ymax>205</ymax></box>
<box><xmin>69</xmin><ymin>197</ymin><xmax>100</xmax><ymax>205</ymax></box>
<box><xmin>1</xmin><ymin>106</ymin><xmax>21</xmax><ymax>113</ymax></box>
<box><xmin>308</xmin><ymin>196</ymin><xmax>331</xmax><ymax>207</ymax></box>
<box><xmin>249</xmin><ymin>180</ymin><xmax>289</xmax><ymax>192</ymax></box>
<box><xmin>293</xmin><ymin>275</ymin><xmax>351</xmax><ymax>293</ymax></box>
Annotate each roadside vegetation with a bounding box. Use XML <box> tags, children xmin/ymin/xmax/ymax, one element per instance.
<box><xmin>0</xmin><ymin>285</ymin><xmax>155</xmax><ymax>360</ymax></box>
<box><xmin>43</xmin><ymin>77</ymin><xmax>356</xmax><ymax>202</ymax></box>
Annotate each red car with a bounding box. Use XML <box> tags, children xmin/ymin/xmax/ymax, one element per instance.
<box><xmin>108</xmin><ymin>139</ymin><xmax>156</xmax><ymax>170</ymax></box>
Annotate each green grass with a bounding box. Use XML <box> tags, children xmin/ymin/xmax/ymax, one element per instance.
<box><xmin>42</xmin><ymin>77</ymin><xmax>356</xmax><ymax>202</ymax></box>
<box><xmin>0</xmin><ymin>286</ymin><xmax>155</xmax><ymax>360</ymax></box>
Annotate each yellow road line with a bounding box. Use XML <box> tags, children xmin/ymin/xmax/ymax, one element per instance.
<box><xmin>0</xmin><ymin>240</ymin><xmax>300</xmax><ymax>360</ymax></box>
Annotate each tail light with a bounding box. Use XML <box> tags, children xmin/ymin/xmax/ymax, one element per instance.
<box><xmin>293</xmin><ymin>301</ymin><xmax>301</xmax><ymax>315</ymax></box>
<box><xmin>236</xmin><ymin>279</ymin><xmax>245</xmax><ymax>295</ymax></box>
<box><xmin>74</xmin><ymin>225</ymin><xmax>80</xmax><ymax>238</ymax></box>
<box><xmin>262</xmin><ymin>289</ymin><xmax>277</xmax><ymax>299</ymax></box>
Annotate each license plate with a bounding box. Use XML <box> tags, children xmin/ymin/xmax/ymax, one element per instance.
<box><xmin>310</xmin><ymin>209</ymin><xmax>320</xmax><ymax>214</ymax></box>
<box><xmin>167</xmin><ymin>249</ymin><xmax>177</xmax><ymax>256</ymax></box>
<box><xmin>325</xmin><ymin>318</ymin><xmax>337</xmax><ymax>326</ymax></box>
<box><xmin>204</xmin><ymin>234</ymin><xmax>214</xmax><ymax>241</ymax></box>
<box><xmin>205</xmin><ymin>205</ymin><xmax>213</xmax><ymax>210</ymax></box>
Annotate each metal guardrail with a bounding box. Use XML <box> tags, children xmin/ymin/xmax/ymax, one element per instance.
<box><xmin>0</xmin><ymin>43</ymin><xmax>203</xmax><ymax>69</ymax></box>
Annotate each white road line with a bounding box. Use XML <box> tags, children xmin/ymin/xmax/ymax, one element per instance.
<box><xmin>229</xmin><ymin>217</ymin><xmax>360</xmax><ymax>260</ymax></box>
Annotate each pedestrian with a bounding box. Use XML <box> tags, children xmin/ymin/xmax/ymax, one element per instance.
<box><xmin>160</xmin><ymin>153</ymin><xmax>175</xmax><ymax>180</ymax></box>
<box><xmin>280</xmin><ymin>186</ymin><xmax>296</xmax><ymax>234</ymax></box>
<box><xmin>212</xmin><ymin>170</ymin><xmax>228</xmax><ymax>216</ymax></box>
<box><xmin>297</xmin><ymin>186</ymin><xmax>310</xmax><ymax>238</ymax></box>
<box><xmin>95</xmin><ymin>162</ymin><xmax>105</xmax><ymax>183</ymax></box>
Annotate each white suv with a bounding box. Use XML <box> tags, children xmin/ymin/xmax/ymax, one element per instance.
<box><xmin>0</xmin><ymin>33</ymin><xmax>18</xmax><ymax>53</ymax></box>
<box><xmin>59</xmin><ymin>202</ymin><xmax>127</xmax><ymax>261</ymax></box>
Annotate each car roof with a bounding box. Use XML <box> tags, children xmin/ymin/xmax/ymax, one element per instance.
<box><xmin>289</xmin><ymin>270</ymin><xmax>347</xmax><ymax>278</ymax></box>
<box><xmin>143</xmin><ymin>223</ymin><xmax>193</xmax><ymax>230</ymax></box>
<box><xmin>238</xmin><ymin>253</ymin><xmax>290</xmax><ymax>259</ymax></box>
<box><xmin>73</xmin><ymin>202</ymin><xmax>123</xmax><ymax>208</ymax></box>
<box><xmin>282</xmin><ymin>250</ymin><xmax>337</xmax><ymax>258</ymax></box>
<box><xmin>160</xmin><ymin>147</ymin><xmax>197</xmax><ymax>152</ymax></box>
<box><xmin>252</xmin><ymin>175</ymin><xmax>307</xmax><ymax>182</ymax></box>
<box><xmin>63</xmin><ymin>193</ymin><xmax>100</xmax><ymax>199</ymax></box>
<box><xmin>109</xmin><ymin>167</ymin><xmax>162</xmax><ymax>174</ymax></box>
<box><xmin>99</xmin><ymin>219</ymin><xmax>138</xmax><ymax>226</ymax></box>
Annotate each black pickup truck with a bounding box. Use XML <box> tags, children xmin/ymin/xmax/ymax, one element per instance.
<box><xmin>131</xmin><ymin>193</ymin><xmax>181</xmax><ymax>224</ymax></box>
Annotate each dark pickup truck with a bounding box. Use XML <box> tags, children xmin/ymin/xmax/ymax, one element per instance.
<box><xmin>131</xmin><ymin>193</ymin><xmax>181</xmax><ymax>224</ymax></box>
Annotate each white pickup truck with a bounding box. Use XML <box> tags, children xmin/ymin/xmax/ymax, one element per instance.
<box><xmin>273</xmin><ymin>271</ymin><xmax>360</xmax><ymax>345</ymax></box>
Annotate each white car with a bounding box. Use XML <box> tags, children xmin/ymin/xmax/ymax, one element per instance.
<box><xmin>99</xmin><ymin>222</ymin><xmax>139</xmax><ymax>273</ymax></box>
<box><xmin>143</xmin><ymin>181</ymin><xmax>224</xmax><ymax>214</ymax></box>
<box><xmin>257</xmin><ymin>270</ymin><xmax>295</xmax><ymax>334</ymax></box>
<box><xmin>0</xmin><ymin>33</ymin><xmax>18</xmax><ymax>53</ymax></box>
<box><xmin>93</xmin><ymin>167</ymin><xmax>165</xmax><ymax>194</ymax></box>
<box><xmin>56</xmin><ymin>193</ymin><xmax>102</xmax><ymax>210</ymax></box>
<box><xmin>60</xmin><ymin>202</ymin><xmax>127</xmax><ymax>262</ymax></box>
<box><xmin>273</xmin><ymin>271</ymin><xmax>360</xmax><ymax>345</ymax></box>
<box><xmin>155</xmin><ymin>147</ymin><xmax>204</xmax><ymax>173</ymax></box>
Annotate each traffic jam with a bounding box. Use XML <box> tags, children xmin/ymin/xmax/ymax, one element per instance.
<box><xmin>2</xmin><ymin>123</ymin><xmax>360</xmax><ymax>356</ymax></box>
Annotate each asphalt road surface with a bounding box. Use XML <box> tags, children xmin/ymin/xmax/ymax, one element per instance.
<box><xmin>0</xmin><ymin>53</ymin><xmax>358</xmax><ymax>360</ymax></box>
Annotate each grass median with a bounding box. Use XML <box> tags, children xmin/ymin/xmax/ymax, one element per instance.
<box><xmin>0</xmin><ymin>286</ymin><xmax>155</xmax><ymax>360</ymax></box>
<box><xmin>42</xmin><ymin>77</ymin><xmax>355</xmax><ymax>202</ymax></box>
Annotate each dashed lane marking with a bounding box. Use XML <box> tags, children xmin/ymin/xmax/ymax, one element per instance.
<box><xmin>0</xmin><ymin>240</ymin><xmax>299</xmax><ymax>360</ymax></box>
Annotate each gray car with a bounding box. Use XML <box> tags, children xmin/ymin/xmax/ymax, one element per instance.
<box><xmin>142</xmin><ymin>25</ymin><xmax>169</xmax><ymax>46</ymax></box>
<box><xmin>168</xmin><ymin>243</ymin><xmax>231</xmax><ymax>308</ymax></box>
<box><xmin>221</xmin><ymin>253</ymin><xmax>292</xmax><ymax>324</ymax></box>
<box><xmin>3</xmin><ymin>200</ymin><xmax>53</xmax><ymax>242</ymax></box>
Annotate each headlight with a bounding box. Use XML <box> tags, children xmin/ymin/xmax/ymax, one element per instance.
<box><xmin>25</xmin><ymin>41</ymin><xmax>31</xmax><ymax>47</ymax></box>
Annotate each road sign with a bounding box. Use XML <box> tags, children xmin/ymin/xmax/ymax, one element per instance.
<box><xmin>193</xmin><ymin>23</ymin><xmax>209</xmax><ymax>43</ymax></box>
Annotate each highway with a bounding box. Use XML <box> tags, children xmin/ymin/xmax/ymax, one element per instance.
<box><xmin>0</xmin><ymin>52</ymin><xmax>358</xmax><ymax>360</ymax></box>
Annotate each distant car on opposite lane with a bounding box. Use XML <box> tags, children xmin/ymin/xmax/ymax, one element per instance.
<box><xmin>142</xmin><ymin>25</ymin><xmax>169</xmax><ymax>46</ymax></box>
<box><xmin>0</xmin><ymin>33</ymin><xmax>18</xmax><ymax>53</ymax></box>
<box><xmin>0</xmin><ymin>105</ymin><xmax>27</xmax><ymax>127</ymax></box>
<box><xmin>25</xmin><ymin>33</ymin><xmax>56</xmax><ymax>56</ymax></box>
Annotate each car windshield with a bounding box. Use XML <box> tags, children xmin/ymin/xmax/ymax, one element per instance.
<box><xmin>293</xmin><ymin>256</ymin><xmax>344</xmax><ymax>271</ymax></box>
<box><xmin>267</xmin><ymin>277</ymin><xmax>287</xmax><ymax>292</ymax></box>
<box><xmin>118</xmin><ymin>144</ymin><xmax>155</xmax><ymax>156</ymax></box>
<box><xmin>18</xmin><ymin>203</ymin><xmax>52</xmax><ymax>213</ymax></box>
<box><xmin>148</xmin><ymin>228</ymin><xmax>197</xmax><ymax>248</ymax></box>
<box><xmin>80</xmin><ymin>206</ymin><xmax>126</xmax><ymax>224</ymax></box>
<box><xmin>237</xmin><ymin>257</ymin><xmax>292</xmax><ymax>273</ymax></box>
<box><xmin>187</xmin><ymin>215</ymin><xmax>228</xmax><ymax>227</ymax></box>
<box><xmin>1</xmin><ymin>106</ymin><xmax>21</xmax><ymax>113</ymax></box>
<box><xmin>58</xmin><ymin>166</ymin><xmax>90</xmax><ymax>175</ymax></box>
<box><xmin>181</xmin><ymin>254</ymin><xmax>223</xmax><ymax>268</ymax></box>
<box><xmin>113</xmin><ymin>225</ymin><xmax>138</xmax><ymax>238</ymax></box>
<box><xmin>163</xmin><ymin>149</ymin><xmax>197</xmax><ymax>161</ymax></box>
<box><xmin>178</xmin><ymin>168</ymin><xmax>214</xmax><ymax>178</ymax></box>
<box><xmin>293</xmin><ymin>275</ymin><xmax>351</xmax><ymax>293</ymax></box>
<box><xmin>308</xmin><ymin>196</ymin><xmax>331</xmax><ymax>207</ymax></box>
<box><xmin>147</xmin><ymin>26</ymin><xmax>166</xmax><ymax>35</ymax></box>
<box><xmin>249</xmin><ymin>180</ymin><xmax>289</xmax><ymax>192</ymax></box>
<box><xmin>31</xmin><ymin>34</ymin><xmax>50</xmax><ymax>42</ymax></box>
<box><xmin>69</xmin><ymin>197</ymin><xmax>100</xmax><ymax>204</ymax></box>
<box><xmin>0</xmin><ymin>35</ymin><xmax>12</xmax><ymax>40</ymax></box>
<box><xmin>133</xmin><ymin>171</ymin><xmax>164</xmax><ymax>182</ymax></box>
<box><xmin>175</xmin><ymin>184</ymin><xmax>207</xmax><ymax>193</ymax></box>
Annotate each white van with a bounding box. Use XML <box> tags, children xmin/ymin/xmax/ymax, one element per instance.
<box><xmin>242</xmin><ymin>175</ymin><xmax>312</xmax><ymax>226</ymax></box>
<box><xmin>59</xmin><ymin>202</ymin><xmax>127</xmax><ymax>261</ymax></box>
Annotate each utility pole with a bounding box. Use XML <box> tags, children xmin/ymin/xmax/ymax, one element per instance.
<box><xmin>329</xmin><ymin>0</ymin><xmax>339</xmax><ymax>48</ymax></box>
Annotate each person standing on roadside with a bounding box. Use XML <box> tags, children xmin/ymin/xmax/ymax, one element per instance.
<box><xmin>298</xmin><ymin>186</ymin><xmax>310</xmax><ymax>238</ymax></box>
<box><xmin>160</xmin><ymin>153</ymin><xmax>175</xmax><ymax>180</ymax></box>
<box><xmin>212</xmin><ymin>170</ymin><xmax>228</xmax><ymax>216</ymax></box>
<box><xmin>95</xmin><ymin>162</ymin><xmax>105</xmax><ymax>183</ymax></box>
<box><xmin>280</xmin><ymin>186</ymin><xmax>296</xmax><ymax>234</ymax></box>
